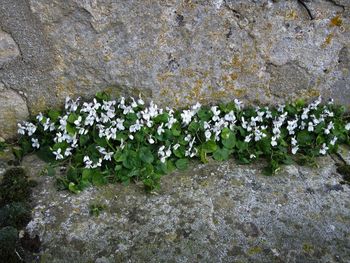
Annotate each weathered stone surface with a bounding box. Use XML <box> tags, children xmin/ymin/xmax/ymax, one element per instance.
<box><xmin>0</xmin><ymin>29</ymin><xmax>20</xmax><ymax>67</ymax></box>
<box><xmin>0</xmin><ymin>0</ymin><xmax>349</xmax><ymax>118</ymax></box>
<box><xmin>23</xmin><ymin>154</ymin><xmax>350</xmax><ymax>262</ymax></box>
<box><xmin>0</xmin><ymin>82</ymin><xmax>29</xmax><ymax>140</ymax></box>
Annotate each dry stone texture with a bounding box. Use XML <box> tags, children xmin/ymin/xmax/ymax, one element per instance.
<box><xmin>0</xmin><ymin>0</ymin><xmax>349</xmax><ymax>123</ymax></box>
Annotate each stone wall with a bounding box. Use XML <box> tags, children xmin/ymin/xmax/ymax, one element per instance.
<box><xmin>0</xmin><ymin>0</ymin><xmax>349</xmax><ymax>139</ymax></box>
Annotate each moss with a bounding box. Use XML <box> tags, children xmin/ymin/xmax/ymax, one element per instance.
<box><xmin>0</xmin><ymin>226</ymin><xmax>20</xmax><ymax>263</ymax></box>
<box><xmin>247</xmin><ymin>246</ymin><xmax>263</xmax><ymax>255</ymax></box>
<box><xmin>0</xmin><ymin>167</ymin><xmax>31</xmax><ymax>205</ymax></box>
<box><xmin>337</xmin><ymin>165</ymin><xmax>350</xmax><ymax>183</ymax></box>
<box><xmin>0</xmin><ymin>202</ymin><xmax>31</xmax><ymax>229</ymax></box>
<box><xmin>302</xmin><ymin>243</ymin><xmax>314</xmax><ymax>253</ymax></box>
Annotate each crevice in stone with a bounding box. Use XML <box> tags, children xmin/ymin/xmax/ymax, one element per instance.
<box><xmin>324</xmin><ymin>0</ymin><xmax>345</xmax><ymax>11</ymax></box>
<box><xmin>297</xmin><ymin>0</ymin><xmax>314</xmax><ymax>20</ymax></box>
<box><xmin>1</xmin><ymin>81</ymin><xmax>30</xmax><ymax>117</ymax></box>
<box><xmin>0</xmin><ymin>27</ymin><xmax>23</xmax><ymax>64</ymax></box>
<box><xmin>223</xmin><ymin>0</ymin><xmax>242</xmax><ymax>19</ymax></box>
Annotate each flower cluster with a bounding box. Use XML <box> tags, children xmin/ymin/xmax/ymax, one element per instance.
<box><xmin>17</xmin><ymin>92</ymin><xmax>350</xmax><ymax>192</ymax></box>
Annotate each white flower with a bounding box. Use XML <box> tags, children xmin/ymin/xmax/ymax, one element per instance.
<box><xmin>138</xmin><ymin>94</ymin><xmax>145</xmax><ymax>105</ymax></box>
<box><xmin>307</xmin><ymin>122</ymin><xmax>314</xmax><ymax>132</ymax></box>
<box><xmin>324</xmin><ymin>121</ymin><xmax>334</xmax><ymax>135</ymax></box>
<box><xmin>250</xmin><ymin>154</ymin><xmax>256</xmax><ymax>159</ymax></box>
<box><xmin>319</xmin><ymin>143</ymin><xmax>328</xmax><ymax>155</ymax></box>
<box><xmin>345</xmin><ymin>123</ymin><xmax>350</xmax><ymax>131</ymax></box>
<box><xmin>129</xmin><ymin>120</ymin><xmax>142</xmax><ymax>133</ymax></box>
<box><xmin>74</xmin><ymin>116</ymin><xmax>82</xmax><ymax>126</ymax></box>
<box><xmin>184</xmin><ymin>134</ymin><xmax>192</xmax><ymax>142</ymax></box>
<box><xmin>204</xmin><ymin>130</ymin><xmax>211</xmax><ymax>141</ymax></box>
<box><xmin>173</xmin><ymin>144</ymin><xmax>180</xmax><ymax>150</ymax></box>
<box><xmin>104</xmin><ymin>152</ymin><xmax>113</xmax><ymax>161</ymax></box>
<box><xmin>211</xmin><ymin>106</ymin><xmax>221</xmax><ymax>121</ymax></box>
<box><xmin>271</xmin><ymin>136</ymin><xmax>278</xmax><ymax>147</ymax></box>
<box><xmin>26</xmin><ymin>123</ymin><xmax>37</xmax><ymax>136</ymax></box>
<box><xmin>83</xmin><ymin>156</ymin><xmax>93</xmax><ymax>168</ymax></box>
<box><xmin>292</xmin><ymin>146</ymin><xmax>299</xmax><ymax>155</ymax></box>
<box><xmin>244</xmin><ymin>134</ymin><xmax>252</xmax><ymax>143</ymax></box>
<box><xmin>36</xmin><ymin>113</ymin><xmax>44</xmax><ymax>122</ymax></box>
<box><xmin>31</xmin><ymin>138</ymin><xmax>40</xmax><ymax>149</ymax></box>
<box><xmin>148</xmin><ymin>137</ymin><xmax>155</xmax><ymax>144</ymax></box>
<box><xmin>53</xmin><ymin>148</ymin><xmax>64</xmax><ymax>160</ymax></box>
<box><xmin>129</xmin><ymin>134</ymin><xmax>134</xmax><ymax>140</ymax></box>
<box><xmin>181</xmin><ymin>110</ymin><xmax>194</xmax><ymax>126</ymax></box>
<box><xmin>277</xmin><ymin>104</ymin><xmax>285</xmax><ymax>112</ymax></box>
<box><xmin>330</xmin><ymin>137</ymin><xmax>337</xmax><ymax>146</ymax></box>
<box><xmin>116</xmin><ymin>118</ymin><xmax>125</xmax><ymax>131</ymax></box>
<box><xmin>64</xmin><ymin>147</ymin><xmax>73</xmax><ymax>156</ymax></box>
<box><xmin>291</xmin><ymin>137</ymin><xmax>297</xmax><ymax>146</ymax></box>
<box><xmin>157</xmin><ymin>123</ymin><xmax>165</xmax><ymax>135</ymax></box>
<box><xmin>17</xmin><ymin>123</ymin><xmax>26</xmax><ymax>135</ymax></box>
<box><xmin>224</xmin><ymin>111</ymin><xmax>236</xmax><ymax>123</ymax></box>
<box><xmin>234</xmin><ymin>99</ymin><xmax>243</xmax><ymax>110</ymax></box>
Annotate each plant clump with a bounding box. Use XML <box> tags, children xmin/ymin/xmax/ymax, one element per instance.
<box><xmin>16</xmin><ymin>92</ymin><xmax>350</xmax><ymax>192</ymax></box>
<box><xmin>0</xmin><ymin>167</ymin><xmax>31</xmax><ymax>205</ymax></box>
<box><xmin>0</xmin><ymin>226</ymin><xmax>20</xmax><ymax>262</ymax></box>
<box><xmin>0</xmin><ymin>202</ymin><xmax>31</xmax><ymax>229</ymax></box>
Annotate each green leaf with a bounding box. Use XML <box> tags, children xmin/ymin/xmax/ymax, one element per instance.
<box><xmin>66</xmin><ymin>123</ymin><xmax>76</xmax><ymax>135</ymax></box>
<box><xmin>213</xmin><ymin>147</ymin><xmax>230</xmax><ymax>161</ymax></box>
<box><xmin>36</xmin><ymin>145</ymin><xmax>55</xmax><ymax>162</ymax></box>
<box><xmin>175</xmin><ymin>159</ymin><xmax>189</xmax><ymax>170</ymax></box>
<box><xmin>188</xmin><ymin>121</ymin><xmax>200</xmax><ymax>132</ymax></box>
<box><xmin>95</xmin><ymin>91</ymin><xmax>110</xmax><ymax>101</ymax></box>
<box><xmin>154</xmin><ymin>113</ymin><xmax>169</xmax><ymax>123</ymax></box>
<box><xmin>139</xmin><ymin>147</ymin><xmax>154</xmax><ymax>164</ymax></box>
<box><xmin>197</xmin><ymin>108</ymin><xmax>212</xmax><ymax>121</ymax></box>
<box><xmin>92</xmin><ymin>170</ymin><xmax>106</xmax><ymax>186</ymax></box>
<box><xmin>221</xmin><ymin>130</ymin><xmax>236</xmax><ymax>149</ymax></box>
<box><xmin>48</xmin><ymin>110</ymin><xmax>60</xmax><ymax>122</ymax></box>
<box><xmin>202</xmin><ymin>140</ymin><xmax>217</xmax><ymax>153</ymax></box>
<box><xmin>297</xmin><ymin>130</ymin><xmax>313</xmax><ymax>146</ymax></box>
<box><xmin>67</xmin><ymin>113</ymin><xmax>79</xmax><ymax>124</ymax></box>
<box><xmin>68</xmin><ymin>182</ymin><xmax>80</xmax><ymax>194</ymax></box>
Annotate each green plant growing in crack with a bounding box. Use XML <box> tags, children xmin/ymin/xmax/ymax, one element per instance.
<box><xmin>89</xmin><ymin>203</ymin><xmax>106</xmax><ymax>217</ymax></box>
<box><xmin>15</xmin><ymin>92</ymin><xmax>350</xmax><ymax>192</ymax></box>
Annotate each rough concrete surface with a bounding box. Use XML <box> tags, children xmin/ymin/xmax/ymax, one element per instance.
<box><xmin>21</xmin><ymin>154</ymin><xmax>350</xmax><ymax>263</ymax></box>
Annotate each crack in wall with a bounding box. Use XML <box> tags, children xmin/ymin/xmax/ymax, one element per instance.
<box><xmin>297</xmin><ymin>0</ymin><xmax>314</xmax><ymax>20</ymax></box>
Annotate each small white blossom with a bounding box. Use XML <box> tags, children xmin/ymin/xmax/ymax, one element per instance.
<box><xmin>148</xmin><ymin>137</ymin><xmax>155</xmax><ymax>144</ymax></box>
<box><xmin>345</xmin><ymin>123</ymin><xmax>350</xmax><ymax>131</ymax></box>
<box><xmin>291</xmin><ymin>146</ymin><xmax>299</xmax><ymax>155</ymax></box>
<box><xmin>53</xmin><ymin>148</ymin><xmax>64</xmax><ymax>160</ymax></box>
<box><xmin>205</xmin><ymin>130</ymin><xmax>211</xmax><ymax>141</ymax></box>
<box><xmin>31</xmin><ymin>138</ymin><xmax>40</xmax><ymax>149</ymax></box>
<box><xmin>64</xmin><ymin>147</ymin><xmax>73</xmax><ymax>156</ymax></box>
<box><xmin>319</xmin><ymin>143</ymin><xmax>328</xmax><ymax>155</ymax></box>
<box><xmin>330</xmin><ymin>137</ymin><xmax>337</xmax><ymax>146</ymax></box>
<box><xmin>83</xmin><ymin>156</ymin><xmax>93</xmax><ymax>168</ymax></box>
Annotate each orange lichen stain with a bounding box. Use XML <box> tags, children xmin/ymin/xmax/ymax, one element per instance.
<box><xmin>286</xmin><ymin>9</ymin><xmax>298</xmax><ymax>20</ymax></box>
<box><xmin>233</xmin><ymin>88</ymin><xmax>247</xmax><ymax>97</ymax></box>
<box><xmin>321</xmin><ymin>33</ymin><xmax>334</xmax><ymax>48</ymax></box>
<box><xmin>230</xmin><ymin>73</ymin><xmax>238</xmax><ymax>81</ymax></box>
<box><xmin>55</xmin><ymin>77</ymin><xmax>76</xmax><ymax>99</ymax></box>
<box><xmin>31</xmin><ymin>96</ymin><xmax>47</xmax><ymax>114</ymax></box>
<box><xmin>180</xmin><ymin>68</ymin><xmax>197</xmax><ymax>78</ymax></box>
<box><xmin>232</xmin><ymin>55</ymin><xmax>241</xmax><ymax>68</ymax></box>
<box><xmin>157</xmin><ymin>72</ymin><xmax>175</xmax><ymax>83</ymax></box>
<box><xmin>330</xmin><ymin>15</ymin><xmax>342</xmax><ymax>27</ymax></box>
<box><xmin>103</xmin><ymin>54</ymin><xmax>112</xmax><ymax>62</ymax></box>
<box><xmin>191</xmin><ymin>79</ymin><xmax>203</xmax><ymax>99</ymax></box>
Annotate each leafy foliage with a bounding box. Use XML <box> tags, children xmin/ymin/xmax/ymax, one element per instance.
<box><xmin>16</xmin><ymin>93</ymin><xmax>350</xmax><ymax>192</ymax></box>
